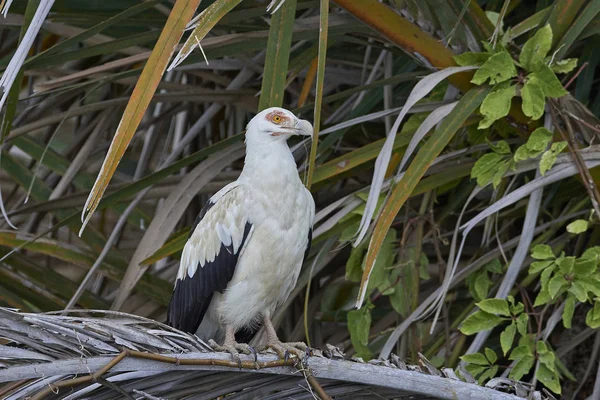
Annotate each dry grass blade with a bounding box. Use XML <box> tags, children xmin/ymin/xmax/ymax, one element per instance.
<box><xmin>80</xmin><ymin>0</ymin><xmax>202</xmax><ymax>234</ymax></box>
<box><xmin>168</xmin><ymin>0</ymin><xmax>243</xmax><ymax>71</ymax></box>
<box><xmin>305</xmin><ymin>0</ymin><xmax>328</xmax><ymax>190</ymax></box>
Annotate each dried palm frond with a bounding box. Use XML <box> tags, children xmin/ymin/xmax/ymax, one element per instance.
<box><xmin>0</xmin><ymin>308</ymin><xmax>541</xmax><ymax>400</ymax></box>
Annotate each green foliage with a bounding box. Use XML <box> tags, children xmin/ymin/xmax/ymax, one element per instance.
<box><xmin>528</xmin><ymin>245</ymin><xmax>600</xmax><ymax>332</ymax></box>
<box><xmin>519</xmin><ymin>25</ymin><xmax>553</xmax><ymax>71</ymax></box>
<box><xmin>521</xmin><ymin>78</ymin><xmax>546</xmax><ymax>119</ymax></box>
<box><xmin>347</xmin><ymin>304</ymin><xmax>374</xmax><ymax>360</ymax></box>
<box><xmin>471</xmin><ymin>126</ymin><xmax>567</xmax><ymax>188</ymax></box>
<box><xmin>461</xmin><ymin>348</ymin><xmax>499</xmax><ymax>384</ymax></box>
<box><xmin>456</xmin><ymin>24</ymin><xmax>572</xmax><ymax>130</ymax></box>
<box><xmin>466</xmin><ymin>259</ymin><xmax>503</xmax><ymax>301</ymax></box>
<box><xmin>566</xmin><ymin>219</ymin><xmax>589</xmax><ymax>234</ymax></box>
<box><xmin>471</xmin><ymin>51</ymin><xmax>517</xmax><ymax>85</ymax></box>
<box><xmin>540</xmin><ymin>142</ymin><xmax>568</xmax><ymax>175</ymax></box>
<box><xmin>478</xmin><ymin>83</ymin><xmax>516</xmax><ymax>129</ymax></box>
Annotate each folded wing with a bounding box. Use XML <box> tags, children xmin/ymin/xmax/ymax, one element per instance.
<box><xmin>167</xmin><ymin>184</ymin><xmax>253</xmax><ymax>333</ymax></box>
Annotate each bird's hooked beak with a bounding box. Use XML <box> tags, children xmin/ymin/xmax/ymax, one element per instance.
<box><xmin>293</xmin><ymin>118</ymin><xmax>313</xmax><ymax>137</ymax></box>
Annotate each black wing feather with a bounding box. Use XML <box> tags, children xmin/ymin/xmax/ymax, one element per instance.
<box><xmin>167</xmin><ymin>199</ymin><xmax>252</xmax><ymax>334</ymax></box>
<box><xmin>303</xmin><ymin>228</ymin><xmax>312</xmax><ymax>264</ymax></box>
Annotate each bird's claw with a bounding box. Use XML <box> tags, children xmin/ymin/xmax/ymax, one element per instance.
<box><xmin>267</xmin><ymin>341</ymin><xmax>309</xmax><ymax>360</ymax></box>
<box><xmin>209</xmin><ymin>339</ymin><xmax>256</xmax><ymax>367</ymax></box>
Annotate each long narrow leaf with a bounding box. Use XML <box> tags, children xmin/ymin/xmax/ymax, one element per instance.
<box><xmin>80</xmin><ymin>0</ymin><xmax>202</xmax><ymax>234</ymax></box>
<box><xmin>354</xmin><ymin>66</ymin><xmax>476</xmax><ymax>246</ymax></box>
<box><xmin>356</xmin><ymin>86</ymin><xmax>490</xmax><ymax>308</ymax></box>
<box><xmin>168</xmin><ymin>0</ymin><xmax>243</xmax><ymax>71</ymax></box>
<box><xmin>306</xmin><ymin>0</ymin><xmax>328</xmax><ymax>190</ymax></box>
<box><xmin>258</xmin><ymin>0</ymin><xmax>297</xmax><ymax>110</ymax></box>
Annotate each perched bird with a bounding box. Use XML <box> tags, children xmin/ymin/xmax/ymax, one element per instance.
<box><xmin>167</xmin><ymin>107</ymin><xmax>315</xmax><ymax>358</ymax></box>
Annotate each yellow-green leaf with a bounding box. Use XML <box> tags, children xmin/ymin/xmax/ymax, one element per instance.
<box><xmin>519</xmin><ymin>24</ymin><xmax>552</xmax><ymax>71</ymax></box>
<box><xmin>81</xmin><ymin>0</ymin><xmax>202</xmax><ymax>233</ymax></box>
<box><xmin>500</xmin><ymin>323</ymin><xmax>516</xmax><ymax>356</ymax></box>
<box><xmin>566</xmin><ymin>219</ymin><xmax>589</xmax><ymax>234</ymax></box>
<box><xmin>258</xmin><ymin>0</ymin><xmax>297</xmax><ymax>110</ymax></box>
<box><xmin>169</xmin><ymin>0</ymin><xmax>243</xmax><ymax>70</ymax></box>
<box><xmin>540</xmin><ymin>141</ymin><xmax>568</xmax><ymax>175</ymax></box>
<box><xmin>521</xmin><ymin>79</ymin><xmax>545</xmax><ymax>120</ymax></box>
<box><xmin>471</xmin><ymin>51</ymin><xmax>517</xmax><ymax>85</ymax></box>
<box><xmin>478</xmin><ymin>84</ymin><xmax>516</xmax><ymax>129</ymax></box>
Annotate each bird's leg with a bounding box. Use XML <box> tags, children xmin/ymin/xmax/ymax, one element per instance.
<box><xmin>263</xmin><ymin>314</ymin><xmax>309</xmax><ymax>359</ymax></box>
<box><xmin>208</xmin><ymin>325</ymin><xmax>257</xmax><ymax>363</ymax></box>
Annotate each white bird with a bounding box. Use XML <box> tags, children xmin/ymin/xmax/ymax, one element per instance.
<box><xmin>167</xmin><ymin>107</ymin><xmax>315</xmax><ymax>358</ymax></box>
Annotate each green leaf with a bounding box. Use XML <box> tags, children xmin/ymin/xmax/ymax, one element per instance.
<box><xmin>548</xmin><ymin>275</ymin><xmax>568</xmax><ymax>299</ymax></box>
<box><xmin>510</xmin><ymin>344</ymin><xmax>534</xmax><ymax>360</ymax></box>
<box><xmin>460</xmin><ymin>311</ymin><xmax>505</xmax><ymax>335</ymax></box>
<box><xmin>562</xmin><ymin>294</ymin><xmax>575</xmax><ymax>328</ymax></box>
<box><xmin>530</xmin><ymin>260</ymin><xmax>555</xmax><ymax>274</ymax></box>
<box><xmin>534</xmin><ymin>288</ymin><xmax>552</xmax><ymax>307</ymax></box>
<box><xmin>582</xmin><ymin>247</ymin><xmax>600</xmax><ymax>261</ymax></box>
<box><xmin>531</xmin><ymin>244</ymin><xmax>555</xmax><ymax>260</ymax></box>
<box><xmin>569</xmin><ymin>281</ymin><xmax>589</xmax><ymax>302</ymax></box>
<box><xmin>346</xmin><ymin>245</ymin><xmax>366</xmax><ymax>282</ymax></box>
<box><xmin>479</xmin><ymin>85</ymin><xmax>516</xmax><ymax>129</ymax></box>
<box><xmin>471</xmin><ymin>153</ymin><xmax>504</xmax><ymax>187</ymax></box>
<box><xmin>473</xmin><ymin>271</ymin><xmax>492</xmax><ymax>301</ymax></box>
<box><xmin>526</xmin><ymin>127</ymin><xmax>553</xmax><ymax>152</ymax></box>
<box><xmin>533</xmin><ymin>64</ymin><xmax>568</xmax><ymax>98</ymax></box>
<box><xmin>465</xmin><ymin>364</ymin><xmax>488</xmax><ymax>377</ymax></box>
<box><xmin>516</xmin><ymin>313</ymin><xmax>529</xmax><ymax>336</ymax></box>
<box><xmin>537</xmin><ymin>363</ymin><xmax>561</xmax><ymax>394</ymax></box>
<box><xmin>347</xmin><ymin>305</ymin><xmax>373</xmax><ymax>360</ymax></box>
<box><xmin>514</xmin><ymin>145</ymin><xmax>541</xmax><ymax>162</ymax></box>
<box><xmin>580</xmin><ymin>279</ymin><xmax>600</xmax><ymax>297</ymax></box>
<box><xmin>575</xmin><ymin>257</ymin><xmax>597</xmax><ymax>276</ymax></box>
<box><xmin>471</xmin><ymin>51</ymin><xmax>518</xmax><ymax>85</ymax></box>
<box><xmin>540</xmin><ymin>265</ymin><xmax>554</xmax><ymax>288</ymax></box>
<box><xmin>510</xmin><ymin>355</ymin><xmax>535</xmax><ymax>381</ymax></box>
<box><xmin>485</xmin><ymin>347</ymin><xmax>497</xmax><ymax>364</ymax></box>
<box><xmin>586</xmin><ymin>301</ymin><xmax>600</xmax><ymax>329</ymax></box>
<box><xmin>454</xmin><ymin>52</ymin><xmax>492</xmax><ymax>66</ymax></box>
<box><xmin>510</xmin><ymin>299</ymin><xmax>525</xmax><ymax>315</ymax></box>
<box><xmin>487</xmin><ymin>139</ymin><xmax>512</xmax><ymax>155</ymax></box>
<box><xmin>536</xmin><ymin>340</ymin><xmax>550</xmax><ymax>355</ymax></box>
<box><xmin>478</xmin><ymin>364</ymin><xmax>499</xmax><ymax>384</ymax></box>
<box><xmin>551</xmin><ymin>58</ymin><xmax>578</xmax><ymax>74</ymax></box>
<box><xmin>519</xmin><ymin>24</ymin><xmax>552</xmax><ymax>71</ymax></box>
<box><xmin>258</xmin><ymin>0</ymin><xmax>297</xmax><ymax>110</ymax></box>
<box><xmin>521</xmin><ymin>79</ymin><xmax>546</xmax><ymax>120</ymax></box>
<box><xmin>557</xmin><ymin>256</ymin><xmax>575</xmax><ymax>274</ymax></box>
<box><xmin>492</xmin><ymin>160</ymin><xmax>512</xmax><ymax>189</ymax></box>
<box><xmin>540</xmin><ymin>141</ymin><xmax>568</xmax><ymax>175</ymax></box>
<box><xmin>461</xmin><ymin>352</ymin><xmax>490</xmax><ymax>366</ymax></box>
<box><xmin>477</xmin><ymin>298</ymin><xmax>511</xmax><ymax>316</ymax></box>
<box><xmin>567</xmin><ymin>219</ymin><xmax>589</xmax><ymax>234</ymax></box>
<box><xmin>367</xmin><ymin>229</ymin><xmax>397</xmax><ymax>293</ymax></box>
<box><xmin>486</xmin><ymin>259</ymin><xmax>503</xmax><ymax>274</ymax></box>
<box><xmin>501</xmin><ymin>323</ymin><xmax>517</xmax><ymax>356</ymax></box>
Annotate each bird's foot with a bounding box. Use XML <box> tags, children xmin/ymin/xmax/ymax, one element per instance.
<box><xmin>266</xmin><ymin>340</ymin><xmax>311</xmax><ymax>361</ymax></box>
<box><xmin>208</xmin><ymin>339</ymin><xmax>257</xmax><ymax>365</ymax></box>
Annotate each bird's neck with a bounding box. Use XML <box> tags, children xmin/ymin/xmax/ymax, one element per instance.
<box><xmin>240</xmin><ymin>138</ymin><xmax>301</xmax><ymax>186</ymax></box>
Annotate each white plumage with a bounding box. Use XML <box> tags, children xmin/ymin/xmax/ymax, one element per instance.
<box><xmin>168</xmin><ymin>107</ymin><xmax>315</xmax><ymax>357</ymax></box>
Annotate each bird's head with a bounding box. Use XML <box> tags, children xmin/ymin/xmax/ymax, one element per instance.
<box><xmin>246</xmin><ymin>107</ymin><xmax>313</xmax><ymax>141</ymax></box>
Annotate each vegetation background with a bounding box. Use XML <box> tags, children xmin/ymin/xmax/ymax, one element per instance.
<box><xmin>0</xmin><ymin>0</ymin><xmax>599</xmax><ymax>398</ymax></box>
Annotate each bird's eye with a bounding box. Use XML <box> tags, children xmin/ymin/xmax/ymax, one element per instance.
<box><xmin>272</xmin><ymin>115</ymin><xmax>282</xmax><ymax>123</ymax></box>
